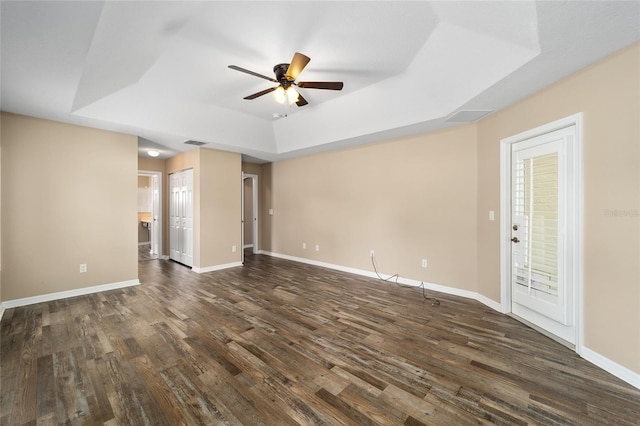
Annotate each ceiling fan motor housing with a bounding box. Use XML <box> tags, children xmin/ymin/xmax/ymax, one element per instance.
<box><xmin>274</xmin><ymin>63</ymin><xmax>292</xmax><ymax>86</ymax></box>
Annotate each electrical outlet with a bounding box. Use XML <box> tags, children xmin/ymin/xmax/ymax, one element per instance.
<box><xmin>79</xmin><ymin>264</ymin><xmax>87</xmax><ymax>273</ymax></box>
<box><xmin>232</xmin><ymin>245</ymin><xmax>237</xmax><ymax>253</ymax></box>
<box><xmin>370</xmin><ymin>250</ymin><xmax>375</xmax><ymax>257</ymax></box>
<box><xmin>315</xmin><ymin>245</ymin><xmax>320</xmax><ymax>251</ymax></box>
<box><xmin>421</xmin><ymin>259</ymin><xmax>428</xmax><ymax>268</ymax></box>
<box><xmin>302</xmin><ymin>242</ymin><xmax>306</xmax><ymax>249</ymax></box>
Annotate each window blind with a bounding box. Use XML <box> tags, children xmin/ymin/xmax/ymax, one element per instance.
<box><xmin>513</xmin><ymin>152</ymin><xmax>559</xmax><ymax>296</ymax></box>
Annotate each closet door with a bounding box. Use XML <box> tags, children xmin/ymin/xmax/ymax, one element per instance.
<box><xmin>169</xmin><ymin>169</ymin><xmax>193</xmax><ymax>267</ymax></box>
<box><xmin>180</xmin><ymin>169</ymin><xmax>194</xmax><ymax>267</ymax></box>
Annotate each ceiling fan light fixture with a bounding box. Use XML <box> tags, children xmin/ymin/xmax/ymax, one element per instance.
<box><xmin>286</xmin><ymin>86</ymin><xmax>299</xmax><ymax>104</ymax></box>
<box><xmin>273</xmin><ymin>86</ymin><xmax>286</xmax><ymax>104</ymax></box>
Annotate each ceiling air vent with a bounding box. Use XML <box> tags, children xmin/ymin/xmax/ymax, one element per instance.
<box><xmin>445</xmin><ymin>109</ymin><xmax>492</xmax><ymax>123</ymax></box>
<box><xmin>184</xmin><ymin>140</ymin><xmax>207</xmax><ymax>146</ymax></box>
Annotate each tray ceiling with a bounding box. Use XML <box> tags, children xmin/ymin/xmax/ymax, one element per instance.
<box><xmin>1</xmin><ymin>1</ymin><xmax>639</xmax><ymax>161</ymax></box>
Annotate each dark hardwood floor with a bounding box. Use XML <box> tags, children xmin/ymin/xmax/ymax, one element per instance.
<box><xmin>138</xmin><ymin>243</ymin><xmax>157</xmax><ymax>261</ymax></box>
<box><xmin>2</xmin><ymin>252</ymin><xmax>639</xmax><ymax>425</ymax></box>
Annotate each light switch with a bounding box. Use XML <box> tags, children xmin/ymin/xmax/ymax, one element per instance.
<box><xmin>489</xmin><ymin>210</ymin><xmax>495</xmax><ymax>221</ymax></box>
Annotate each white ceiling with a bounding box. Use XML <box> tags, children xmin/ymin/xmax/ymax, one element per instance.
<box><xmin>2</xmin><ymin>1</ymin><xmax>639</xmax><ymax>162</ymax></box>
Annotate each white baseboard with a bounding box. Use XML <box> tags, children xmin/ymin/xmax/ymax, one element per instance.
<box><xmin>261</xmin><ymin>251</ymin><xmax>639</xmax><ymax>390</ymax></box>
<box><xmin>262</xmin><ymin>251</ymin><xmax>499</xmax><ymax>310</ymax></box>
<box><xmin>581</xmin><ymin>346</ymin><xmax>640</xmax><ymax>389</ymax></box>
<box><xmin>1</xmin><ymin>279</ymin><xmax>140</xmax><ymax>310</ymax></box>
<box><xmin>192</xmin><ymin>261</ymin><xmax>243</xmax><ymax>274</ymax></box>
<box><xmin>0</xmin><ymin>305</ymin><xmax>5</xmax><ymax>323</ymax></box>
<box><xmin>243</xmin><ymin>244</ymin><xmax>254</xmax><ymax>249</ymax></box>
<box><xmin>475</xmin><ymin>293</ymin><xmax>505</xmax><ymax>313</ymax></box>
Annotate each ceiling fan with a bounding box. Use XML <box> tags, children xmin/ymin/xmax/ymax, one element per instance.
<box><xmin>228</xmin><ymin>52</ymin><xmax>343</xmax><ymax>107</ymax></box>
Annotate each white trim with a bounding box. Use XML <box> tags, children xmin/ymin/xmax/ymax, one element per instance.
<box><xmin>581</xmin><ymin>346</ymin><xmax>640</xmax><ymax>390</ymax></box>
<box><xmin>242</xmin><ymin>173</ymin><xmax>259</xmax><ymax>256</ymax></box>
<box><xmin>1</xmin><ymin>279</ymin><xmax>140</xmax><ymax>309</ymax></box>
<box><xmin>192</xmin><ymin>262</ymin><xmax>243</xmax><ymax>274</ymax></box>
<box><xmin>500</xmin><ymin>113</ymin><xmax>583</xmax><ymax>348</ymax></box>
<box><xmin>0</xmin><ymin>305</ymin><xmax>5</xmax><ymax>323</ymax></box>
<box><xmin>475</xmin><ymin>293</ymin><xmax>505</xmax><ymax>313</ymax></box>
<box><xmin>500</xmin><ymin>142</ymin><xmax>511</xmax><ymax>313</ymax></box>
<box><xmin>243</xmin><ymin>244</ymin><xmax>254</xmax><ymax>249</ymax></box>
<box><xmin>261</xmin><ymin>251</ymin><xmax>501</xmax><ymax>312</ymax></box>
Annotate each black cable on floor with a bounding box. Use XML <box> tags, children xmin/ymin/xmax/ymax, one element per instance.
<box><xmin>371</xmin><ymin>254</ymin><xmax>440</xmax><ymax>306</ymax></box>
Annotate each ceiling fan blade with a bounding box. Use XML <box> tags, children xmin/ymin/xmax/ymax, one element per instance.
<box><xmin>244</xmin><ymin>86</ymin><xmax>278</xmax><ymax>100</ymax></box>
<box><xmin>285</xmin><ymin>52</ymin><xmax>310</xmax><ymax>81</ymax></box>
<box><xmin>229</xmin><ymin>65</ymin><xmax>277</xmax><ymax>83</ymax></box>
<box><xmin>297</xmin><ymin>81</ymin><xmax>344</xmax><ymax>90</ymax></box>
<box><xmin>296</xmin><ymin>93</ymin><xmax>308</xmax><ymax>107</ymax></box>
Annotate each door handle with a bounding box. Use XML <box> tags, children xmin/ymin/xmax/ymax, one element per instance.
<box><xmin>511</xmin><ymin>237</ymin><xmax>520</xmax><ymax>243</ymax></box>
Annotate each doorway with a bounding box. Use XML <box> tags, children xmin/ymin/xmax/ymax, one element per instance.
<box><xmin>138</xmin><ymin>170</ymin><xmax>162</xmax><ymax>259</ymax></box>
<box><xmin>242</xmin><ymin>173</ymin><xmax>259</xmax><ymax>263</ymax></box>
<box><xmin>500</xmin><ymin>114</ymin><xmax>583</xmax><ymax>349</ymax></box>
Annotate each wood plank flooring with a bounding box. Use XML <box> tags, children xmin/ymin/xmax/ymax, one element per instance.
<box><xmin>2</xmin><ymin>252</ymin><xmax>640</xmax><ymax>425</ymax></box>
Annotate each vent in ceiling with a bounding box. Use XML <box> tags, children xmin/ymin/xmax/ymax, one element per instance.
<box><xmin>184</xmin><ymin>140</ymin><xmax>207</xmax><ymax>146</ymax></box>
<box><xmin>445</xmin><ymin>109</ymin><xmax>493</xmax><ymax>123</ymax></box>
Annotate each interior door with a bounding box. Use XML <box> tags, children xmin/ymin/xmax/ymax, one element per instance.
<box><xmin>169</xmin><ymin>169</ymin><xmax>193</xmax><ymax>267</ymax></box>
<box><xmin>181</xmin><ymin>169</ymin><xmax>194</xmax><ymax>267</ymax></box>
<box><xmin>169</xmin><ymin>173</ymin><xmax>181</xmax><ymax>263</ymax></box>
<box><xmin>510</xmin><ymin>125</ymin><xmax>575</xmax><ymax>344</ymax></box>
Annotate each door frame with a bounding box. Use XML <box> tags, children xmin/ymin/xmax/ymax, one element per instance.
<box><xmin>242</xmin><ymin>173</ymin><xmax>259</xmax><ymax>261</ymax></box>
<box><xmin>499</xmin><ymin>113</ymin><xmax>584</xmax><ymax>352</ymax></box>
<box><xmin>138</xmin><ymin>170</ymin><xmax>162</xmax><ymax>258</ymax></box>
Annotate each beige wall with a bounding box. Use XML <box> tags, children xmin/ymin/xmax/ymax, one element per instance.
<box><xmin>199</xmin><ymin>148</ymin><xmax>242</xmax><ymax>267</ymax></box>
<box><xmin>265</xmin><ymin>125</ymin><xmax>479</xmax><ymax>291</ymax></box>
<box><xmin>261</xmin><ymin>162</ymin><xmax>273</xmax><ymax>254</ymax></box>
<box><xmin>0</xmin><ymin>112</ymin><xmax>138</xmax><ymax>301</ymax></box>
<box><xmin>477</xmin><ymin>43</ymin><xmax>640</xmax><ymax>372</ymax></box>
<box><xmin>167</xmin><ymin>148</ymin><xmax>242</xmax><ymax>269</ymax></box>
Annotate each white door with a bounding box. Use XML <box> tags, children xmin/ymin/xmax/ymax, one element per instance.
<box><xmin>510</xmin><ymin>125</ymin><xmax>576</xmax><ymax>345</ymax></box>
<box><xmin>181</xmin><ymin>169</ymin><xmax>194</xmax><ymax>266</ymax></box>
<box><xmin>169</xmin><ymin>169</ymin><xmax>193</xmax><ymax>267</ymax></box>
<box><xmin>169</xmin><ymin>173</ymin><xmax>181</xmax><ymax>263</ymax></box>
